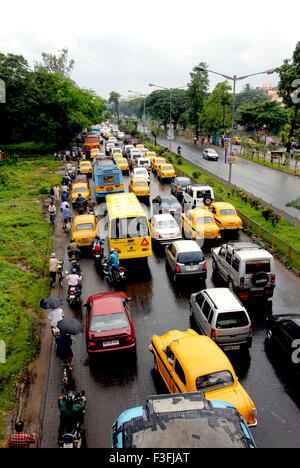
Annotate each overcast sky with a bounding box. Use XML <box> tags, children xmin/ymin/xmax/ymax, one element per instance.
<box><xmin>1</xmin><ymin>0</ymin><xmax>299</xmax><ymax>100</ymax></box>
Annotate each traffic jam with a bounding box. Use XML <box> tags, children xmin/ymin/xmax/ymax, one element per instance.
<box><xmin>42</xmin><ymin>123</ymin><xmax>300</xmax><ymax>449</ymax></box>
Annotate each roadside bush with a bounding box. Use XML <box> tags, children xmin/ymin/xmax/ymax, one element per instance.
<box><xmin>192</xmin><ymin>171</ymin><xmax>201</xmax><ymax>180</ymax></box>
<box><xmin>262</xmin><ymin>207</ymin><xmax>280</xmax><ymax>226</ymax></box>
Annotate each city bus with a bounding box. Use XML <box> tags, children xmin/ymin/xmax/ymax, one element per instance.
<box><xmin>93</xmin><ymin>158</ymin><xmax>124</xmax><ymax>203</ymax></box>
<box><xmin>105</xmin><ymin>193</ymin><xmax>152</xmax><ymax>260</ymax></box>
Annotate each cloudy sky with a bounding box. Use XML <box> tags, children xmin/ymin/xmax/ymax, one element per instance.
<box><xmin>1</xmin><ymin>0</ymin><xmax>299</xmax><ymax>100</ymax></box>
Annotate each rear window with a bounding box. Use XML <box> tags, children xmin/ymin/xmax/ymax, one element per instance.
<box><xmin>196</xmin><ymin>216</ymin><xmax>213</xmax><ymax>224</ymax></box>
<box><xmin>219</xmin><ymin>209</ymin><xmax>236</xmax><ymax>216</ymax></box>
<box><xmin>216</xmin><ymin>311</ymin><xmax>249</xmax><ymax>329</ymax></box>
<box><xmin>196</xmin><ymin>190</ymin><xmax>212</xmax><ymax>198</ymax></box>
<box><xmin>245</xmin><ymin>260</ymin><xmax>270</xmax><ymax>274</ymax></box>
<box><xmin>177</xmin><ymin>251</ymin><xmax>204</xmax><ymax>264</ymax></box>
<box><xmin>74</xmin><ymin>187</ymin><xmax>86</xmax><ymax>193</ymax></box>
<box><xmin>196</xmin><ymin>370</ymin><xmax>234</xmax><ymax>392</ymax></box>
<box><xmin>134</xmin><ymin>181</ymin><xmax>147</xmax><ymax>187</ymax></box>
<box><xmin>76</xmin><ymin>223</ymin><xmax>93</xmax><ymax>231</ymax></box>
<box><xmin>110</xmin><ymin>216</ymin><xmax>149</xmax><ymax>239</ymax></box>
<box><xmin>90</xmin><ymin>312</ymin><xmax>129</xmax><ymax>332</ymax></box>
<box><xmin>157</xmin><ymin>220</ymin><xmax>177</xmax><ymax>229</ymax></box>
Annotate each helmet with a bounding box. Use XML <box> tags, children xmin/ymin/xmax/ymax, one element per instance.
<box><xmin>65</xmin><ymin>391</ymin><xmax>75</xmax><ymax>410</ymax></box>
<box><xmin>51</xmin><ymin>253</ymin><xmax>56</xmax><ymax>258</ymax></box>
<box><xmin>110</xmin><ymin>248</ymin><xmax>115</xmax><ymax>253</ymax></box>
<box><xmin>71</xmin><ymin>239</ymin><xmax>75</xmax><ymax>243</ymax></box>
<box><xmin>89</xmin><ymin>197</ymin><xmax>92</xmax><ymax>200</ymax></box>
<box><xmin>72</xmin><ymin>268</ymin><xmax>77</xmax><ymax>274</ymax></box>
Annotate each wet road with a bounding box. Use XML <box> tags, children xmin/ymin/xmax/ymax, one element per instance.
<box><xmin>40</xmin><ymin>164</ymin><xmax>300</xmax><ymax>449</ymax></box>
<box><xmin>153</xmin><ymin>131</ymin><xmax>300</xmax><ymax>222</ymax></box>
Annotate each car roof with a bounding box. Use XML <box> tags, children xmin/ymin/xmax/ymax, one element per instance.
<box><xmin>212</xmin><ymin>202</ymin><xmax>235</xmax><ymax>209</ymax></box>
<box><xmin>172</xmin><ymin>240</ymin><xmax>202</xmax><ymax>252</ymax></box>
<box><xmin>88</xmin><ymin>292</ymin><xmax>127</xmax><ymax>316</ymax></box>
<box><xmin>153</xmin><ymin>213</ymin><xmax>176</xmax><ymax>221</ymax></box>
<box><xmin>74</xmin><ymin>214</ymin><xmax>95</xmax><ymax>223</ymax></box>
<box><xmin>201</xmin><ymin>288</ymin><xmax>246</xmax><ymax>311</ymax></box>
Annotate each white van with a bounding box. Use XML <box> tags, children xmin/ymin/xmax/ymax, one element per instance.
<box><xmin>183</xmin><ymin>184</ymin><xmax>214</xmax><ymax>209</ymax></box>
<box><xmin>136</xmin><ymin>158</ymin><xmax>151</xmax><ymax>171</ymax></box>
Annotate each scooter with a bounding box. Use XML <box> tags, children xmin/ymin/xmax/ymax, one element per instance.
<box><xmin>102</xmin><ymin>258</ymin><xmax>126</xmax><ymax>285</ymax></box>
<box><xmin>92</xmin><ymin>245</ymin><xmax>104</xmax><ymax>272</ymax></box>
<box><xmin>67</xmin><ymin>285</ymin><xmax>82</xmax><ymax>307</ymax></box>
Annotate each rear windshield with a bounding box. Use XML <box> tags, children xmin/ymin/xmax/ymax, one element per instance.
<box><xmin>196</xmin><ymin>216</ymin><xmax>213</xmax><ymax>224</ymax></box>
<box><xmin>177</xmin><ymin>251</ymin><xmax>204</xmax><ymax>263</ymax></box>
<box><xmin>90</xmin><ymin>312</ymin><xmax>129</xmax><ymax>332</ymax></box>
<box><xmin>110</xmin><ymin>216</ymin><xmax>149</xmax><ymax>239</ymax></box>
<box><xmin>219</xmin><ymin>209</ymin><xmax>236</xmax><ymax>216</ymax></box>
<box><xmin>196</xmin><ymin>370</ymin><xmax>234</xmax><ymax>392</ymax></box>
<box><xmin>245</xmin><ymin>260</ymin><xmax>270</xmax><ymax>274</ymax></box>
<box><xmin>134</xmin><ymin>181</ymin><xmax>147</xmax><ymax>187</ymax></box>
<box><xmin>216</xmin><ymin>311</ymin><xmax>249</xmax><ymax>329</ymax></box>
<box><xmin>178</xmin><ymin>180</ymin><xmax>190</xmax><ymax>187</ymax></box>
<box><xmin>196</xmin><ymin>190</ymin><xmax>212</xmax><ymax>198</ymax></box>
<box><xmin>157</xmin><ymin>220</ymin><xmax>177</xmax><ymax>229</ymax></box>
<box><xmin>76</xmin><ymin>223</ymin><xmax>93</xmax><ymax>231</ymax></box>
<box><xmin>163</xmin><ymin>166</ymin><xmax>173</xmax><ymax>170</ymax></box>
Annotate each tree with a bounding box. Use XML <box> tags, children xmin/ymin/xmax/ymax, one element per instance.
<box><xmin>109</xmin><ymin>91</ymin><xmax>121</xmax><ymax>122</ymax></box>
<box><xmin>202</xmin><ymin>81</ymin><xmax>232</xmax><ymax>135</ymax></box>
<box><xmin>187</xmin><ymin>62</ymin><xmax>209</xmax><ymax>135</ymax></box>
<box><xmin>235</xmin><ymin>101</ymin><xmax>288</xmax><ymax>136</ymax></box>
<box><xmin>276</xmin><ymin>41</ymin><xmax>300</xmax><ymax>152</ymax></box>
<box><xmin>234</xmin><ymin>83</ymin><xmax>268</xmax><ymax>111</ymax></box>
<box><xmin>34</xmin><ymin>48</ymin><xmax>75</xmax><ymax>78</ymax></box>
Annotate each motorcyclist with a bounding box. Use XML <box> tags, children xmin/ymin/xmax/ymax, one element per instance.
<box><xmin>57</xmin><ymin>391</ymin><xmax>86</xmax><ymax>440</ymax></box>
<box><xmin>62</xmin><ymin>205</ymin><xmax>72</xmax><ymax>227</ymax></box>
<box><xmin>61</xmin><ymin>191</ymin><xmax>68</xmax><ymax>203</ymax></box>
<box><xmin>177</xmin><ymin>146</ymin><xmax>182</xmax><ymax>156</ymax></box>
<box><xmin>92</xmin><ymin>236</ymin><xmax>103</xmax><ymax>255</ymax></box>
<box><xmin>107</xmin><ymin>248</ymin><xmax>120</xmax><ymax>281</ymax></box>
<box><xmin>75</xmin><ymin>194</ymin><xmax>85</xmax><ymax>212</ymax></box>
<box><xmin>48</xmin><ymin>202</ymin><xmax>56</xmax><ymax>222</ymax></box>
<box><xmin>66</xmin><ymin>268</ymin><xmax>82</xmax><ymax>294</ymax></box>
<box><xmin>87</xmin><ymin>197</ymin><xmax>95</xmax><ymax>214</ymax></box>
<box><xmin>67</xmin><ymin>239</ymin><xmax>80</xmax><ymax>261</ymax></box>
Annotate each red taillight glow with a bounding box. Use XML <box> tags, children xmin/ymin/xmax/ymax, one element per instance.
<box><xmin>239</xmin><ymin>291</ymin><xmax>249</xmax><ymax>300</ymax></box>
<box><xmin>176</xmin><ymin>186</ymin><xmax>180</xmax><ymax>191</ymax></box>
<box><xmin>203</xmin><ymin>261</ymin><xmax>207</xmax><ymax>271</ymax></box>
<box><xmin>249</xmin><ymin>326</ymin><xmax>253</xmax><ymax>335</ymax></box>
<box><xmin>176</xmin><ymin>263</ymin><xmax>181</xmax><ymax>273</ymax></box>
<box><xmin>211</xmin><ymin>329</ymin><xmax>216</xmax><ymax>339</ymax></box>
<box><xmin>240</xmin><ymin>277</ymin><xmax>244</xmax><ymax>286</ymax></box>
<box><xmin>88</xmin><ymin>341</ymin><xmax>96</xmax><ymax>347</ymax></box>
<box><xmin>271</xmin><ymin>275</ymin><xmax>275</xmax><ymax>284</ymax></box>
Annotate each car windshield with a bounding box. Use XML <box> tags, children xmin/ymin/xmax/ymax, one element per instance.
<box><xmin>134</xmin><ymin>181</ymin><xmax>147</xmax><ymax>187</ymax></box>
<box><xmin>219</xmin><ymin>209</ymin><xmax>236</xmax><ymax>216</ymax></box>
<box><xmin>157</xmin><ymin>220</ymin><xmax>177</xmax><ymax>229</ymax></box>
<box><xmin>74</xmin><ymin>187</ymin><xmax>86</xmax><ymax>193</ymax></box>
<box><xmin>216</xmin><ymin>312</ymin><xmax>249</xmax><ymax>329</ymax></box>
<box><xmin>245</xmin><ymin>260</ymin><xmax>270</xmax><ymax>274</ymax></box>
<box><xmin>196</xmin><ymin>371</ymin><xmax>234</xmax><ymax>392</ymax></box>
<box><xmin>76</xmin><ymin>223</ymin><xmax>93</xmax><ymax>231</ymax></box>
<box><xmin>177</xmin><ymin>179</ymin><xmax>190</xmax><ymax>187</ymax></box>
<box><xmin>111</xmin><ymin>216</ymin><xmax>149</xmax><ymax>239</ymax></box>
<box><xmin>177</xmin><ymin>252</ymin><xmax>204</xmax><ymax>263</ymax></box>
<box><xmin>196</xmin><ymin>216</ymin><xmax>213</xmax><ymax>224</ymax></box>
<box><xmin>90</xmin><ymin>312</ymin><xmax>129</xmax><ymax>332</ymax></box>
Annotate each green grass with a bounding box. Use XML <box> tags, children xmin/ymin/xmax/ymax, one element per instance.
<box><xmin>237</xmin><ymin>152</ymin><xmax>300</xmax><ymax>176</ymax></box>
<box><xmin>0</xmin><ymin>156</ymin><xmax>62</xmax><ymax>445</ymax></box>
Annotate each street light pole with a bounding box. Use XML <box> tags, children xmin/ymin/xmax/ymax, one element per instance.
<box><xmin>198</xmin><ymin>67</ymin><xmax>275</xmax><ymax>195</ymax></box>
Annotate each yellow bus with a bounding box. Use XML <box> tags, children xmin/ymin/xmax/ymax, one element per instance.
<box><xmin>105</xmin><ymin>193</ymin><xmax>152</xmax><ymax>260</ymax></box>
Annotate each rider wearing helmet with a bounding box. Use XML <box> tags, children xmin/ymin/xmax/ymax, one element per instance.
<box><xmin>108</xmin><ymin>248</ymin><xmax>120</xmax><ymax>281</ymax></box>
<box><xmin>57</xmin><ymin>391</ymin><xmax>87</xmax><ymax>439</ymax></box>
<box><xmin>66</xmin><ymin>269</ymin><xmax>82</xmax><ymax>293</ymax></box>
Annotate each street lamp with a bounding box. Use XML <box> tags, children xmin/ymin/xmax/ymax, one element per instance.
<box><xmin>196</xmin><ymin>67</ymin><xmax>275</xmax><ymax>194</ymax></box>
<box><xmin>148</xmin><ymin>83</ymin><xmax>187</xmax><ymax>150</ymax></box>
<box><xmin>128</xmin><ymin>90</ymin><xmax>148</xmax><ymax>133</ymax></box>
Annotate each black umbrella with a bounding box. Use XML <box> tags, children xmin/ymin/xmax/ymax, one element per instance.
<box><xmin>57</xmin><ymin>318</ymin><xmax>84</xmax><ymax>335</ymax></box>
<box><xmin>40</xmin><ymin>296</ymin><xmax>63</xmax><ymax>309</ymax></box>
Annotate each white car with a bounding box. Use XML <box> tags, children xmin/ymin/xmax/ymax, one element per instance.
<box><xmin>108</xmin><ymin>137</ymin><xmax>117</xmax><ymax>144</ymax></box>
<box><xmin>131</xmin><ymin>167</ymin><xmax>150</xmax><ymax>183</ymax></box>
<box><xmin>203</xmin><ymin>148</ymin><xmax>219</xmax><ymax>161</ymax></box>
<box><xmin>118</xmin><ymin>132</ymin><xmax>125</xmax><ymax>140</ymax></box>
<box><xmin>151</xmin><ymin>214</ymin><xmax>182</xmax><ymax>244</ymax></box>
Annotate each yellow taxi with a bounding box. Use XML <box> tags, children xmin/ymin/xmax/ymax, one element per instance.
<box><xmin>112</xmin><ymin>149</ymin><xmax>123</xmax><ymax>158</ymax></box>
<box><xmin>246</xmin><ymin>138</ymin><xmax>256</xmax><ymax>147</ymax></box>
<box><xmin>128</xmin><ymin>177</ymin><xmax>150</xmax><ymax>202</ymax></box>
<box><xmin>149</xmin><ymin>329</ymin><xmax>257</xmax><ymax>427</ymax></box>
<box><xmin>71</xmin><ymin>183</ymin><xmax>90</xmax><ymax>204</ymax></box>
<box><xmin>135</xmin><ymin>144</ymin><xmax>145</xmax><ymax>150</ymax></box>
<box><xmin>209</xmin><ymin>202</ymin><xmax>242</xmax><ymax>235</ymax></box>
<box><xmin>71</xmin><ymin>214</ymin><xmax>98</xmax><ymax>247</ymax></box>
<box><xmin>145</xmin><ymin>151</ymin><xmax>157</xmax><ymax>165</ymax></box>
<box><xmin>231</xmin><ymin>136</ymin><xmax>241</xmax><ymax>145</ymax></box>
<box><xmin>79</xmin><ymin>160</ymin><xmax>93</xmax><ymax>177</ymax></box>
<box><xmin>115</xmin><ymin>157</ymin><xmax>129</xmax><ymax>173</ymax></box>
<box><xmin>104</xmin><ymin>131</ymin><xmax>111</xmax><ymax>139</ymax></box>
<box><xmin>90</xmin><ymin>148</ymin><xmax>101</xmax><ymax>159</ymax></box>
<box><xmin>181</xmin><ymin>208</ymin><xmax>221</xmax><ymax>241</ymax></box>
<box><xmin>151</xmin><ymin>157</ymin><xmax>166</xmax><ymax>173</ymax></box>
<box><xmin>156</xmin><ymin>163</ymin><xmax>176</xmax><ymax>180</ymax></box>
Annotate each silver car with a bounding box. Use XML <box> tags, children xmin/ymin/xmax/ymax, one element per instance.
<box><xmin>151</xmin><ymin>214</ymin><xmax>182</xmax><ymax>245</ymax></box>
<box><xmin>165</xmin><ymin>240</ymin><xmax>207</xmax><ymax>282</ymax></box>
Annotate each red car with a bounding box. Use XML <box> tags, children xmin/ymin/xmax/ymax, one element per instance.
<box><xmin>74</xmin><ymin>174</ymin><xmax>88</xmax><ymax>185</ymax></box>
<box><xmin>85</xmin><ymin>292</ymin><xmax>136</xmax><ymax>355</ymax></box>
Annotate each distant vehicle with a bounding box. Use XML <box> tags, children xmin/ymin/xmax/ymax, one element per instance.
<box><xmin>128</xmin><ymin>177</ymin><xmax>150</xmax><ymax>203</ymax></box>
<box><xmin>170</xmin><ymin>177</ymin><xmax>191</xmax><ymax>199</ymax></box>
<box><xmin>266</xmin><ymin>314</ymin><xmax>300</xmax><ymax>366</ymax></box>
<box><xmin>85</xmin><ymin>292</ymin><xmax>136</xmax><ymax>357</ymax></box>
<box><xmin>84</xmin><ymin>136</ymin><xmax>100</xmax><ymax>153</ymax></box>
<box><xmin>183</xmin><ymin>184</ymin><xmax>215</xmax><ymax>209</ymax></box>
<box><xmin>165</xmin><ymin>240</ymin><xmax>207</xmax><ymax>282</ymax></box>
<box><xmin>112</xmin><ymin>391</ymin><xmax>257</xmax><ymax>448</ymax></box>
<box><xmin>93</xmin><ymin>158</ymin><xmax>124</xmax><ymax>202</ymax></box>
<box><xmin>71</xmin><ymin>214</ymin><xmax>98</xmax><ymax>248</ymax></box>
<box><xmin>181</xmin><ymin>207</ymin><xmax>221</xmax><ymax>242</ymax></box>
<box><xmin>209</xmin><ymin>202</ymin><xmax>242</xmax><ymax>236</ymax></box>
<box><xmin>131</xmin><ymin>167</ymin><xmax>150</xmax><ymax>184</ymax></box>
<box><xmin>150</xmin><ymin>213</ymin><xmax>182</xmax><ymax>245</ymax></box>
<box><xmin>203</xmin><ymin>148</ymin><xmax>219</xmax><ymax>161</ymax></box>
<box><xmin>151</xmin><ymin>194</ymin><xmax>182</xmax><ymax>226</ymax></box>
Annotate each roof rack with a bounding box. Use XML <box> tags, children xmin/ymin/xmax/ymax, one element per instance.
<box><xmin>226</xmin><ymin>242</ymin><xmax>262</xmax><ymax>252</ymax></box>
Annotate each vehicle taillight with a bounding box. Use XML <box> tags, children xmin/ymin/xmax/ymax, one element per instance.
<box><xmin>176</xmin><ymin>264</ymin><xmax>181</xmax><ymax>273</ymax></box>
<box><xmin>239</xmin><ymin>291</ymin><xmax>249</xmax><ymax>300</ymax></box>
<box><xmin>271</xmin><ymin>275</ymin><xmax>275</xmax><ymax>284</ymax></box>
<box><xmin>88</xmin><ymin>341</ymin><xmax>96</xmax><ymax>347</ymax></box>
<box><xmin>249</xmin><ymin>326</ymin><xmax>253</xmax><ymax>335</ymax></box>
<box><xmin>156</xmin><ymin>232</ymin><xmax>160</xmax><ymax>238</ymax></box>
<box><xmin>211</xmin><ymin>329</ymin><xmax>216</xmax><ymax>339</ymax></box>
<box><xmin>176</xmin><ymin>186</ymin><xmax>180</xmax><ymax>191</ymax></box>
<box><xmin>251</xmin><ymin>407</ymin><xmax>257</xmax><ymax>419</ymax></box>
<box><xmin>240</xmin><ymin>277</ymin><xmax>244</xmax><ymax>286</ymax></box>
<box><xmin>203</xmin><ymin>261</ymin><xmax>207</xmax><ymax>271</ymax></box>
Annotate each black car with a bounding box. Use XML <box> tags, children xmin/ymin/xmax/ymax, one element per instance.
<box><xmin>170</xmin><ymin>177</ymin><xmax>191</xmax><ymax>199</ymax></box>
<box><xmin>266</xmin><ymin>314</ymin><xmax>300</xmax><ymax>366</ymax></box>
<box><xmin>151</xmin><ymin>194</ymin><xmax>182</xmax><ymax>226</ymax></box>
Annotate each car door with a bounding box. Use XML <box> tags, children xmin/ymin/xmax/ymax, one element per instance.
<box><xmin>200</xmin><ymin>299</ymin><xmax>213</xmax><ymax>337</ymax></box>
<box><xmin>192</xmin><ymin>292</ymin><xmax>206</xmax><ymax>332</ymax></box>
<box><xmin>215</xmin><ymin>247</ymin><xmax>227</xmax><ymax>280</ymax></box>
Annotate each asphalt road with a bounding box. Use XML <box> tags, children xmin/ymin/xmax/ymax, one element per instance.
<box><xmin>40</xmin><ymin>158</ymin><xmax>300</xmax><ymax>449</ymax></box>
<box><xmin>152</xmin><ymin>131</ymin><xmax>300</xmax><ymax>222</ymax></box>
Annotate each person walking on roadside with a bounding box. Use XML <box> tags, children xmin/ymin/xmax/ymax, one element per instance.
<box><xmin>50</xmin><ymin>185</ymin><xmax>55</xmax><ymax>203</ymax></box>
<box><xmin>194</xmin><ymin>135</ymin><xmax>197</xmax><ymax>145</ymax></box>
<box><xmin>49</xmin><ymin>253</ymin><xmax>61</xmax><ymax>287</ymax></box>
<box><xmin>7</xmin><ymin>421</ymin><xmax>36</xmax><ymax>448</ymax></box>
<box><xmin>48</xmin><ymin>202</ymin><xmax>56</xmax><ymax>223</ymax></box>
<box><xmin>54</xmin><ymin>184</ymin><xmax>60</xmax><ymax>203</ymax></box>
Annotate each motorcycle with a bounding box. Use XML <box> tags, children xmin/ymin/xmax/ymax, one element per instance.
<box><xmin>57</xmin><ymin>261</ymin><xmax>64</xmax><ymax>288</ymax></box>
<box><xmin>50</xmin><ymin>213</ymin><xmax>56</xmax><ymax>224</ymax></box>
<box><xmin>69</xmin><ymin>254</ymin><xmax>80</xmax><ymax>273</ymax></box>
<box><xmin>76</xmin><ymin>201</ymin><xmax>87</xmax><ymax>215</ymax></box>
<box><xmin>67</xmin><ymin>285</ymin><xmax>82</xmax><ymax>306</ymax></box>
<box><xmin>92</xmin><ymin>244</ymin><xmax>104</xmax><ymax>272</ymax></box>
<box><xmin>58</xmin><ymin>391</ymin><xmax>86</xmax><ymax>449</ymax></box>
<box><xmin>102</xmin><ymin>257</ymin><xmax>126</xmax><ymax>285</ymax></box>
<box><xmin>63</xmin><ymin>218</ymin><xmax>72</xmax><ymax>233</ymax></box>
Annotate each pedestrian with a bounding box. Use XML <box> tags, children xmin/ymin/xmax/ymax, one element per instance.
<box><xmin>49</xmin><ymin>253</ymin><xmax>61</xmax><ymax>287</ymax></box>
<box><xmin>61</xmin><ymin>191</ymin><xmax>68</xmax><ymax>203</ymax></box>
<box><xmin>290</xmin><ymin>147</ymin><xmax>294</xmax><ymax>159</ymax></box>
<box><xmin>54</xmin><ymin>184</ymin><xmax>60</xmax><ymax>203</ymax></box>
<box><xmin>50</xmin><ymin>185</ymin><xmax>55</xmax><ymax>203</ymax></box>
<box><xmin>194</xmin><ymin>135</ymin><xmax>197</xmax><ymax>145</ymax></box>
<box><xmin>48</xmin><ymin>202</ymin><xmax>56</xmax><ymax>222</ymax></box>
<box><xmin>53</xmin><ymin>152</ymin><xmax>58</xmax><ymax>161</ymax></box>
<box><xmin>48</xmin><ymin>308</ymin><xmax>64</xmax><ymax>329</ymax></box>
<box><xmin>7</xmin><ymin>421</ymin><xmax>36</xmax><ymax>449</ymax></box>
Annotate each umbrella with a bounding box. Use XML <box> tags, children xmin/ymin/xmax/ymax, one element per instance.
<box><xmin>40</xmin><ymin>296</ymin><xmax>63</xmax><ymax>309</ymax></box>
<box><xmin>57</xmin><ymin>318</ymin><xmax>84</xmax><ymax>335</ymax></box>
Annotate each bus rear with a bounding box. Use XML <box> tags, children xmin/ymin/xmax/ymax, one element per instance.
<box><xmin>94</xmin><ymin>161</ymin><xmax>124</xmax><ymax>201</ymax></box>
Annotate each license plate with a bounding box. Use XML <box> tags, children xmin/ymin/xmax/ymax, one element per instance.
<box><xmin>224</xmin><ymin>345</ymin><xmax>240</xmax><ymax>351</ymax></box>
<box><xmin>186</xmin><ymin>265</ymin><xmax>198</xmax><ymax>271</ymax></box>
<box><xmin>103</xmin><ymin>340</ymin><xmax>119</xmax><ymax>347</ymax></box>
<box><xmin>251</xmin><ymin>287</ymin><xmax>264</xmax><ymax>291</ymax></box>
<box><xmin>64</xmin><ymin>443</ymin><xmax>73</xmax><ymax>448</ymax></box>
